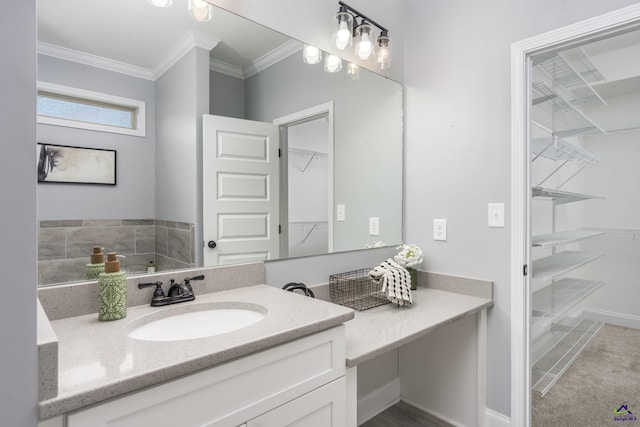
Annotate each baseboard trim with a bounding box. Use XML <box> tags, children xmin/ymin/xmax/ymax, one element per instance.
<box><xmin>400</xmin><ymin>398</ymin><xmax>467</xmax><ymax>427</ymax></box>
<box><xmin>583</xmin><ymin>308</ymin><xmax>640</xmax><ymax>330</ymax></box>
<box><xmin>485</xmin><ymin>408</ymin><xmax>511</xmax><ymax>427</ymax></box>
<box><xmin>357</xmin><ymin>378</ymin><xmax>401</xmax><ymax>425</ymax></box>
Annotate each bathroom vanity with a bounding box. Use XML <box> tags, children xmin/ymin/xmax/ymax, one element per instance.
<box><xmin>37</xmin><ymin>265</ymin><xmax>493</xmax><ymax>427</ymax></box>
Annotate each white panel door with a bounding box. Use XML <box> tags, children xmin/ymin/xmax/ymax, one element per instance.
<box><xmin>203</xmin><ymin>115</ymin><xmax>279</xmax><ymax>267</ymax></box>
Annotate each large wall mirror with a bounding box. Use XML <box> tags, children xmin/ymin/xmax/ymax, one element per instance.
<box><xmin>36</xmin><ymin>0</ymin><xmax>403</xmax><ymax>286</ymax></box>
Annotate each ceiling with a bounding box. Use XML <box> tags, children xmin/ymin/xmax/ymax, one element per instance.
<box><xmin>570</xmin><ymin>28</ymin><xmax>640</xmax><ymax>99</ymax></box>
<box><xmin>37</xmin><ymin>0</ymin><xmax>292</xmax><ymax>71</ymax></box>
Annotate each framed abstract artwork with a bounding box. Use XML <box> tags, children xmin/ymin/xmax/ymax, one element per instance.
<box><xmin>37</xmin><ymin>143</ymin><xmax>116</xmax><ymax>186</ymax></box>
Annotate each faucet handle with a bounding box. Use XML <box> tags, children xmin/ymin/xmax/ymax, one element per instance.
<box><xmin>184</xmin><ymin>274</ymin><xmax>204</xmax><ymax>283</ymax></box>
<box><xmin>183</xmin><ymin>275</ymin><xmax>204</xmax><ymax>292</ymax></box>
<box><xmin>138</xmin><ymin>281</ymin><xmax>165</xmax><ymax>298</ymax></box>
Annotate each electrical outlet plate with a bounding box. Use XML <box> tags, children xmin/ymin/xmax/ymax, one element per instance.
<box><xmin>433</xmin><ymin>219</ymin><xmax>447</xmax><ymax>241</ymax></box>
<box><xmin>369</xmin><ymin>217</ymin><xmax>380</xmax><ymax>236</ymax></box>
<box><xmin>488</xmin><ymin>203</ymin><xmax>505</xmax><ymax>228</ymax></box>
<box><xmin>336</xmin><ymin>204</ymin><xmax>345</xmax><ymax>222</ymax></box>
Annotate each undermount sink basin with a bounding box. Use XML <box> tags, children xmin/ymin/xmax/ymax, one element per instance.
<box><xmin>128</xmin><ymin>302</ymin><xmax>266</xmax><ymax>342</ymax></box>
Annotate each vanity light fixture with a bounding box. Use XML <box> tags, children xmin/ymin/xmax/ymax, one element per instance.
<box><xmin>188</xmin><ymin>0</ymin><xmax>213</xmax><ymax>22</ymax></box>
<box><xmin>147</xmin><ymin>0</ymin><xmax>212</xmax><ymax>23</ymax></box>
<box><xmin>376</xmin><ymin>31</ymin><xmax>391</xmax><ymax>69</ymax></box>
<box><xmin>324</xmin><ymin>54</ymin><xmax>343</xmax><ymax>73</ymax></box>
<box><xmin>346</xmin><ymin>62</ymin><xmax>360</xmax><ymax>79</ymax></box>
<box><xmin>303</xmin><ymin>45</ymin><xmax>323</xmax><ymax>65</ymax></box>
<box><xmin>147</xmin><ymin>0</ymin><xmax>172</xmax><ymax>7</ymax></box>
<box><xmin>333</xmin><ymin>5</ymin><xmax>353</xmax><ymax>50</ymax></box>
<box><xmin>354</xmin><ymin>22</ymin><xmax>374</xmax><ymax>60</ymax></box>
<box><xmin>332</xmin><ymin>1</ymin><xmax>391</xmax><ymax>69</ymax></box>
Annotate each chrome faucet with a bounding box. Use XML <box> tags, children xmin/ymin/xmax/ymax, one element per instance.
<box><xmin>138</xmin><ymin>275</ymin><xmax>204</xmax><ymax>307</ymax></box>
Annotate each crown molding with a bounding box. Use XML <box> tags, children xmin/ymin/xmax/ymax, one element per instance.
<box><xmin>39</xmin><ymin>34</ymin><xmax>295</xmax><ymax>83</ymax></box>
<box><xmin>38</xmin><ymin>31</ymin><xmax>221</xmax><ymax>82</ymax></box>
<box><xmin>152</xmin><ymin>31</ymin><xmax>221</xmax><ymax>79</ymax></box>
<box><xmin>37</xmin><ymin>42</ymin><xmax>154</xmax><ymax>80</ymax></box>
<box><xmin>244</xmin><ymin>39</ymin><xmax>303</xmax><ymax>78</ymax></box>
<box><xmin>209</xmin><ymin>39</ymin><xmax>304</xmax><ymax>80</ymax></box>
<box><xmin>209</xmin><ymin>58</ymin><xmax>244</xmax><ymax>79</ymax></box>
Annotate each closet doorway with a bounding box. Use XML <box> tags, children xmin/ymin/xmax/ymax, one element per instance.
<box><xmin>511</xmin><ymin>4</ymin><xmax>640</xmax><ymax>427</ymax></box>
<box><xmin>274</xmin><ymin>102</ymin><xmax>334</xmax><ymax>259</ymax></box>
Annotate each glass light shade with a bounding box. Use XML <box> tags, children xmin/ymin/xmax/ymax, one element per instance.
<box><xmin>346</xmin><ymin>63</ymin><xmax>360</xmax><ymax>80</ymax></box>
<box><xmin>188</xmin><ymin>0</ymin><xmax>213</xmax><ymax>22</ymax></box>
<box><xmin>333</xmin><ymin>11</ymin><xmax>353</xmax><ymax>50</ymax></box>
<box><xmin>377</xmin><ymin>35</ymin><xmax>391</xmax><ymax>69</ymax></box>
<box><xmin>148</xmin><ymin>0</ymin><xmax>172</xmax><ymax>7</ymax></box>
<box><xmin>302</xmin><ymin>45</ymin><xmax>323</xmax><ymax>65</ymax></box>
<box><xmin>355</xmin><ymin>23</ymin><xmax>375</xmax><ymax>60</ymax></box>
<box><xmin>324</xmin><ymin>55</ymin><xmax>343</xmax><ymax>73</ymax></box>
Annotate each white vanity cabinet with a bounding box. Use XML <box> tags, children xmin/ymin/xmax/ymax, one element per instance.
<box><xmin>54</xmin><ymin>326</ymin><xmax>345</xmax><ymax>427</ymax></box>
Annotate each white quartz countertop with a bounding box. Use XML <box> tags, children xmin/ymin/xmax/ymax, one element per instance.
<box><xmin>39</xmin><ymin>284</ymin><xmax>354</xmax><ymax>419</ymax></box>
<box><xmin>344</xmin><ymin>288</ymin><xmax>493</xmax><ymax>367</ymax></box>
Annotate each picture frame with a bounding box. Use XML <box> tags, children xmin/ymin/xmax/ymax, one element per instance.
<box><xmin>37</xmin><ymin>143</ymin><xmax>117</xmax><ymax>186</ymax></box>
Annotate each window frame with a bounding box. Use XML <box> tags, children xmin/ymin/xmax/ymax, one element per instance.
<box><xmin>37</xmin><ymin>81</ymin><xmax>146</xmax><ymax>137</ymax></box>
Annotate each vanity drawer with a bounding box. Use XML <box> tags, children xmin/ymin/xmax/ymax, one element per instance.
<box><xmin>67</xmin><ymin>326</ymin><xmax>345</xmax><ymax>427</ymax></box>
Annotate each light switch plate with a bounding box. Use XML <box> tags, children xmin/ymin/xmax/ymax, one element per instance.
<box><xmin>336</xmin><ymin>204</ymin><xmax>345</xmax><ymax>222</ymax></box>
<box><xmin>369</xmin><ymin>217</ymin><xmax>380</xmax><ymax>236</ymax></box>
<box><xmin>488</xmin><ymin>203</ymin><xmax>505</xmax><ymax>228</ymax></box>
<box><xmin>433</xmin><ymin>219</ymin><xmax>447</xmax><ymax>241</ymax></box>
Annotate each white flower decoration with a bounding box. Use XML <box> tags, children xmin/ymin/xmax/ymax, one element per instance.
<box><xmin>365</xmin><ymin>241</ymin><xmax>386</xmax><ymax>249</ymax></box>
<box><xmin>394</xmin><ymin>243</ymin><xmax>424</xmax><ymax>268</ymax></box>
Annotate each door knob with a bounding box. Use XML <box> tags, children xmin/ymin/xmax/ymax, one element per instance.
<box><xmin>207</xmin><ymin>240</ymin><xmax>217</xmax><ymax>249</ymax></box>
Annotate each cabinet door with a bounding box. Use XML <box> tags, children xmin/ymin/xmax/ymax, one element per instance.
<box><xmin>247</xmin><ymin>377</ymin><xmax>346</xmax><ymax>427</ymax></box>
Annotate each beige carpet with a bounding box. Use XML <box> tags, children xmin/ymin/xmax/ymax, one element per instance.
<box><xmin>533</xmin><ymin>325</ymin><xmax>640</xmax><ymax>427</ymax></box>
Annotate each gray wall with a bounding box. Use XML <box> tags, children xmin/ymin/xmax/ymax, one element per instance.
<box><xmin>403</xmin><ymin>0</ymin><xmax>640</xmax><ymax>417</ymax></box>
<box><xmin>210</xmin><ymin>70</ymin><xmax>245</xmax><ymax>118</ymax></box>
<box><xmin>245</xmin><ymin>53</ymin><xmax>403</xmax><ymax>251</ymax></box>
<box><xmin>155</xmin><ymin>47</ymin><xmax>210</xmax><ymax>267</ymax></box>
<box><xmin>0</xmin><ymin>0</ymin><xmax>38</xmax><ymax>425</ymax></box>
<box><xmin>37</xmin><ymin>55</ymin><xmax>156</xmax><ymax>220</ymax></box>
<box><xmin>582</xmin><ymin>92</ymin><xmax>640</xmax><ymax>316</ymax></box>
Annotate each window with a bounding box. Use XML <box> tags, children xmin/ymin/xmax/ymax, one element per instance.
<box><xmin>37</xmin><ymin>82</ymin><xmax>146</xmax><ymax>137</ymax></box>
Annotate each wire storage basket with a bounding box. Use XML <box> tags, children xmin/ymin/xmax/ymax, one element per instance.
<box><xmin>329</xmin><ymin>268</ymin><xmax>390</xmax><ymax>311</ymax></box>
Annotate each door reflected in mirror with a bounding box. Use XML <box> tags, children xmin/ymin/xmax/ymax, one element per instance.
<box><xmin>36</xmin><ymin>0</ymin><xmax>403</xmax><ymax>285</ymax></box>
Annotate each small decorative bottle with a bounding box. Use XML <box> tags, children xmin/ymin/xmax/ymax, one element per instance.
<box><xmin>146</xmin><ymin>260</ymin><xmax>156</xmax><ymax>274</ymax></box>
<box><xmin>98</xmin><ymin>252</ymin><xmax>127</xmax><ymax>321</ymax></box>
<box><xmin>85</xmin><ymin>246</ymin><xmax>105</xmax><ymax>280</ymax></box>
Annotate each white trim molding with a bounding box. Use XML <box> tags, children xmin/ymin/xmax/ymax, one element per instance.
<box><xmin>584</xmin><ymin>308</ymin><xmax>640</xmax><ymax>330</ymax></box>
<box><xmin>244</xmin><ymin>39</ymin><xmax>303</xmax><ymax>78</ymax></box>
<box><xmin>485</xmin><ymin>408</ymin><xmax>511</xmax><ymax>427</ymax></box>
<box><xmin>209</xmin><ymin>58</ymin><xmax>244</xmax><ymax>79</ymax></box>
<box><xmin>210</xmin><ymin>39</ymin><xmax>303</xmax><ymax>80</ymax></box>
<box><xmin>356</xmin><ymin>378</ymin><xmax>401</xmax><ymax>426</ymax></box>
<box><xmin>510</xmin><ymin>4</ymin><xmax>640</xmax><ymax>427</ymax></box>
<box><xmin>37</xmin><ymin>42</ymin><xmax>154</xmax><ymax>81</ymax></box>
<box><xmin>153</xmin><ymin>31</ymin><xmax>220</xmax><ymax>80</ymax></box>
<box><xmin>38</xmin><ymin>31</ymin><xmax>220</xmax><ymax>82</ymax></box>
<box><xmin>273</xmin><ymin>102</ymin><xmax>335</xmax><ymax>254</ymax></box>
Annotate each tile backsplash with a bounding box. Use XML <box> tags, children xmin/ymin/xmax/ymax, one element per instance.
<box><xmin>38</xmin><ymin>219</ymin><xmax>196</xmax><ymax>286</ymax></box>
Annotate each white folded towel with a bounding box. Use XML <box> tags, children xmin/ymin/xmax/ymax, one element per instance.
<box><xmin>369</xmin><ymin>258</ymin><xmax>413</xmax><ymax>306</ymax></box>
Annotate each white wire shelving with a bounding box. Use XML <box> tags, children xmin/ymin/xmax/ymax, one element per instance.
<box><xmin>532</xmin><ymin>187</ymin><xmax>604</xmax><ymax>205</ymax></box>
<box><xmin>532</xmin><ymin>319</ymin><xmax>604</xmax><ymax>396</ymax></box>
<box><xmin>529</xmin><ymin>50</ymin><xmax>607</xmax><ymax>398</ymax></box>
<box><xmin>531</xmin><ymin>135</ymin><xmax>599</xmax><ymax>189</ymax></box>
<box><xmin>532</xmin><ymin>230</ymin><xmax>604</xmax><ymax>248</ymax></box>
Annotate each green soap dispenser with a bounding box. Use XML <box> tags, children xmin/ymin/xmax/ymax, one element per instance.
<box><xmin>98</xmin><ymin>252</ymin><xmax>127</xmax><ymax>321</ymax></box>
<box><xmin>85</xmin><ymin>246</ymin><xmax>105</xmax><ymax>280</ymax></box>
